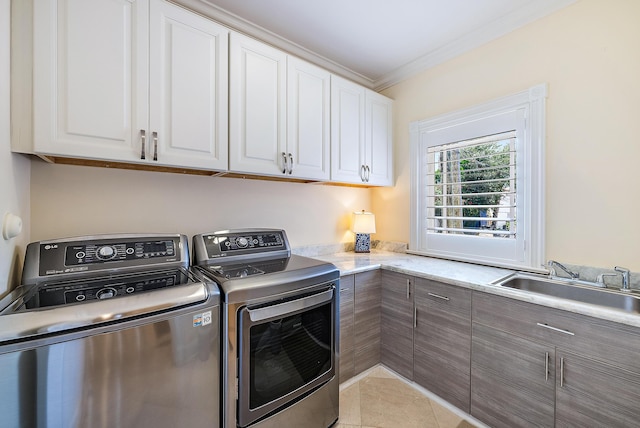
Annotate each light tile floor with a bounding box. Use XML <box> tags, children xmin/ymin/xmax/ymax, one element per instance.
<box><xmin>336</xmin><ymin>366</ymin><xmax>478</xmax><ymax>428</ymax></box>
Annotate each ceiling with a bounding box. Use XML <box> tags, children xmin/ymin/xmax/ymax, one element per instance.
<box><xmin>193</xmin><ymin>0</ymin><xmax>577</xmax><ymax>90</ymax></box>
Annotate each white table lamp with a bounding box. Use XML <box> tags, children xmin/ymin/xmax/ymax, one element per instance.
<box><xmin>352</xmin><ymin>210</ymin><xmax>376</xmax><ymax>253</ymax></box>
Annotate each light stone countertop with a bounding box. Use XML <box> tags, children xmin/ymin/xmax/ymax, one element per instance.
<box><xmin>312</xmin><ymin>250</ymin><xmax>640</xmax><ymax>329</ymax></box>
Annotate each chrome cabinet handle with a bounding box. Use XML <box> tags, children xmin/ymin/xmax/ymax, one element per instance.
<box><xmin>140</xmin><ymin>129</ymin><xmax>146</xmax><ymax>160</ymax></box>
<box><xmin>545</xmin><ymin>352</ymin><xmax>549</xmax><ymax>381</ymax></box>
<box><xmin>360</xmin><ymin>165</ymin><xmax>366</xmax><ymax>182</ymax></box>
<box><xmin>428</xmin><ymin>292</ymin><xmax>450</xmax><ymax>301</ymax></box>
<box><xmin>152</xmin><ymin>131</ymin><xmax>158</xmax><ymax>161</ymax></box>
<box><xmin>560</xmin><ymin>357</ymin><xmax>565</xmax><ymax>387</ymax></box>
<box><xmin>365</xmin><ymin>165</ymin><xmax>370</xmax><ymax>182</ymax></box>
<box><xmin>536</xmin><ymin>322</ymin><xmax>574</xmax><ymax>336</ymax></box>
<box><xmin>288</xmin><ymin>153</ymin><xmax>293</xmax><ymax>175</ymax></box>
<box><xmin>281</xmin><ymin>152</ymin><xmax>287</xmax><ymax>174</ymax></box>
<box><xmin>414</xmin><ymin>307</ymin><xmax>417</xmax><ymax>328</ymax></box>
<box><xmin>406</xmin><ymin>279</ymin><xmax>410</xmax><ymax>299</ymax></box>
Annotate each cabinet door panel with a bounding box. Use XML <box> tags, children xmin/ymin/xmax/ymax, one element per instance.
<box><xmin>339</xmin><ymin>275</ymin><xmax>355</xmax><ymax>383</ymax></box>
<box><xmin>380</xmin><ymin>271</ymin><xmax>413</xmax><ymax>380</ymax></box>
<box><xmin>365</xmin><ymin>92</ymin><xmax>393</xmax><ymax>186</ymax></box>
<box><xmin>230</xmin><ymin>33</ymin><xmax>287</xmax><ymax>175</ymax></box>
<box><xmin>330</xmin><ymin>75</ymin><xmax>365</xmax><ymax>183</ymax></box>
<box><xmin>471</xmin><ymin>322</ymin><xmax>554</xmax><ymax>428</ymax></box>
<box><xmin>33</xmin><ymin>0</ymin><xmax>147</xmax><ymax>160</ymax></box>
<box><xmin>414</xmin><ymin>279</ymin><xmax>471</xmax><ymax>412</ymax></box>
<box><xmin>353</xmin><ymin>270</ymin><xmax>381</xmax><ymax>374</ymax></box>
<box><xmin>287</xmin><ymin>58</ymin><xmax>330</xmax><ymax>180</ymax></box>
<box><xmin>149</xmin><ymin>0</ymin><xmax>228</xmax><ymax>169</ymax></box>
<box><xmin>555</xmin><ymin>350</ymin><xmax>640</xmax><ymax>427</ymax></box>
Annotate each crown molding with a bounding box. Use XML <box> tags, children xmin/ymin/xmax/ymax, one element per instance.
<box><xmin>170</xmin><ymin>0</ymin><xmax>375</xmax><ymax>88</ymax></box>
<box><xmin>373</xmin><ymin>0</ymin><xmax>577</xmax><ymax>91</ymax></box>
<box><xmin>171</xmin><ymin>0</ymin><xmax>576</xmax><ymax>93</ymax></box>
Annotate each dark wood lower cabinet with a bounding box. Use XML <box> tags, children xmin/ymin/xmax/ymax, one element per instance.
<box><xmin>338</xmin><ymin>272</ymin><xmax>640</xmax><ymax>428</ymax></box>
<box><xmin>353</xmin><ymin>270</ymin><xmax>381</xmax><ymax>374</ymax></box>
<box><xmin>338</xmin><ymin>275</ymin><xmax>355</xmax><ymax>383</ymax></box>
<box><xmin>414</xmin><ymin>279</ymin><xmax>471</xmax><ymax>413</ymax></box>
<box><xmin>380</xmin><ymin>271</ymin><xmax>414</xmax><ymax>380</ymax></box>
<box><xmin>555</xmin><ymin>350</ymin><xmax>640</xmax><ymax>427</ymax></box>
<box><xmin>471</xmin><ymin>322</ymin><xmax>555</xmax><ymax>428</ymax></box>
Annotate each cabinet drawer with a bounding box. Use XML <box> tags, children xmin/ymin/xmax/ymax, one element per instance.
<box><xmin>415</xmin><ymin>278</ymin><xmax>471</xmax><ymax>319</ymax></box>
<box><xmin>473</xmin><ymin>291</ymin><xmax>640</xmax><ymax>372</ymax></box>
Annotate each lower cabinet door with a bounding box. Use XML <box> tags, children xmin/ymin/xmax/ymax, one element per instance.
<box><xmin>413</xmin><ymin>279</ymin><xmax>471</xmax><ymax>412</ymax></box>
<box><xmin>380</xmin><ymin>271</ymin><xmax>414</xmax><ymax>380</ymax></box>
<box><xmin>339</xmin><ymin>275</ymin><xmax>355</xmax><ymax>383</ymax></box>
<box><xmin>555</xmin><ymin>350</ymin><xmax>640</xmax><ymax>427</ymax></box>
<box><xmin>471</xmin><ymin>322</ymin><xmax>555</xmax><ymax>428</ymax></box>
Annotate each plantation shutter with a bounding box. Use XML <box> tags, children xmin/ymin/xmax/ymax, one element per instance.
<box><xmin>425</xmin><ymin>131</ymin><xmax>517</xmax><ymax>238</ymax></box>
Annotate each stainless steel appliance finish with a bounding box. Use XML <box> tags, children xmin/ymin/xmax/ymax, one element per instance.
<box><xmin>193</xmin><ymin>229</ymin><xmax>339</xmax><ymax>428</ymax></box>
<box><xmin>0</xmin><ymin>234</ymin><xmax>220</xmax><ymax>428</ymax></box>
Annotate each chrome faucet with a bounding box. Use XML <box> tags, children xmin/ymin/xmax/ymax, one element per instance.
<box><xmin>547</xmin><ymin>260</ymin><xmax>579</xmax><ymax>279</ymax></box>
<box><xmin>614</xmin><ymin>266</ymin><xmax>631</xmax><ymax>291</ymax></box>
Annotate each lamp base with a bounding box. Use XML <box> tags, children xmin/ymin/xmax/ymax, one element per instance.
<box><xmin>354</xmin><ymin>233</ymin><xmax>371</xmax><ymax>253</ymax></box>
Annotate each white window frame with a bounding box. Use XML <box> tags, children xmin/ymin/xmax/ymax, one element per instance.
<box><xmin>409</xmin><ymin>84</ymin><xmax>546</xmax><ymax>270</ymax></box>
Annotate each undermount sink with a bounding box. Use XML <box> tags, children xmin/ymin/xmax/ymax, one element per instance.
<box><xmin>492</xmin><ymin>273</ymin><xmax>640</xmax><ymax>314</ymax></box>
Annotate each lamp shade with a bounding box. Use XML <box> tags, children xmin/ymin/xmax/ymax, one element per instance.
<box><xmin>352</xmin><ymin>211</ymin><xmax>376</xmax><ymax>234</ymax></box>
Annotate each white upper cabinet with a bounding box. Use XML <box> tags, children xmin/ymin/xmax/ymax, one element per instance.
<box><xmin>331</xmin><ymin>75</ymin><xmax>393</xmax><ymax>185</ymax></box>
<box><xmin>330</xmin><ymin>75</ymin><xmax>366</xmax><ymax>183</ymax></box>
<box><xmin>364</xmin><ymin>91</ymin><xmax>394</xmax><ymax>186</ymax></box>
<box><xmin>14</xmin><ymin>0</ymin><xmax>228</xmax><ymax>171</ymax></box>
<box><xmin>229</xmin><ymin>33</ymin><xmax>330</xmax><ymax>180</ymax></box>
<box><xmin>287</xmin><ymin>57</ymin><xmax>331</xmax><ymax>180</ymax></box>
<box><xmin>229</xmin><ymin>32</ymin><xmax>287</xmax><ymax>176</ymax></box>
<box><xmin>148</xmin><ymin>0</ymin><xmax>228</xmax><ymax>170</ymax></box>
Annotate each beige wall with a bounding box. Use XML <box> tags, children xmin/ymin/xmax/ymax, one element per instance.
<box><xmin>30</xmin><ymin>162</ymin><xmax>369</xmax><ymax>248</ymax></box>
<box><xmin>375</xmin><ymin>0</ymin><xmax>640</xmax><ymax>270</ymax></box>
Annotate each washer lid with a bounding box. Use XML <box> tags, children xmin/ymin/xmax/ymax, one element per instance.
<box><xmin>0</xmin><ymin>269</ymin><xmax>215</xmax><ymax>343</ymax></box>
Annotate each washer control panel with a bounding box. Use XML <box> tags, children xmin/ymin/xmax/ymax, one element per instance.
<box><xmin>64</xmin><ymin>240</ymin><xmax>175</xmax><ymax>266</ymax></box>
<box><xmin>28</xmin><ymin>235</ymin><xmax>185</xmax><ymax>278</ymax></box>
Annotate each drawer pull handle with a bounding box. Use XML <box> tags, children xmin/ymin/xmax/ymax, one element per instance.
<box><xmin>428</xmin><ymin>292</ymin><xmax>449</xmax><ymax>301</ymax></box>
<box><xmin>545</xmin><ymin>352</ymin><xmax>549</xmax><ymax>381</ymax></box>
<box><xmin>414</xmin><ymin>307</ymin><xmax>417</xmax><ymax>328</ymax></box>
<box><xmin>536</xmin><ymin>322</ymin><xmax>574</xmax><ymax>336</ymax></box>
<box><xmin>406</xmin><ymin>279</ymin><xmax>410</xmax><ymax>299</ymax></box>
<box><xmin>560</xmin><ymin>357</ymin><xmax>565</xmax><ymax>387</ymax></box>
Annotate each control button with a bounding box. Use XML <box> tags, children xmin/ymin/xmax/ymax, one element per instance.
<box><xmin>96</xmin><ymin>246</ymin><xmax>116</xmax><ymax>260</ymax></box>
<box><xmin>75</xmin><ymin>294</ymin><xmax>86</xmax><ymax>302</ymax></box>
<box><xmin>253</xmin><ymin>239</ymin><xmax>259</xmax><ymax>244</ymax></box>
<box><xmin>126</xmin><ymin>247</ymin><xmax>134</xmax><ymax>255</ymax></box>
<box><xmin>236</xmin><ymin>237</ymin><xmax>249</xmax><ymax>248</ymax></box>
<box><xmin>75</xmin><ymin>251</ymin><xmax>86</xmax><ymax>259</ymax></box>
<box><xmin>96</xmin><ymin>287</ymin><xmax>117</xmax><ymax>300</ymax></box>
<box><xmin>125</xmin><ymin>286</ymin><xmax>135</xmax><ymax>294</ymax></box>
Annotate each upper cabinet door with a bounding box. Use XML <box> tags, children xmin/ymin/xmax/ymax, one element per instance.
<box><xmin>32</xmin><ymin>0</ymin><xmax>148</xmax><ymax>161</ymax></box>
<box><xmin>287</xmin><ymin>58</ymin><xmax>331</xmax><ymax>180</ymax></box>
<box><xmin>148</xmin><ymin>0</ymin><xmax>228</xmax><ymax>170</ymax></box>
<box><xmin>365</xmin><ymin>91</ymin><xmax>394</xmax><ymax>186</ymax></box>
<box><xmin>330</xmin><ymin>75</ymin><xmax>366</xmax><ymax>183</ymax></box>
<box><xmin>229</xmin><ymin>32</ymin><xmax>287</xmax><ymax>176</ymax></box>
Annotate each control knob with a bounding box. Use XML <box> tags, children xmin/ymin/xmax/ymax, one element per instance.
<box><xmin>96</xmin><ymin>245</ymin><xmax>117</xmax><ymax>260</ymax></box>
<box><xmin>236</xmin><ymin>237</ymin><xmax>249</xmax><ymax>248</ymax></box>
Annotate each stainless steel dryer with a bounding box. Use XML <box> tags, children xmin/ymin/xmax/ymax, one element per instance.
<box><xmin>0</xmin><ymin>234</ymin><xmax>220</xmax><ymax>428</ymax></box>
<box><xmin>192</xmin><ymin>229</ymin><xmax>339</xmax><ymax>428</ymax></box>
